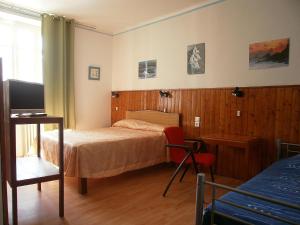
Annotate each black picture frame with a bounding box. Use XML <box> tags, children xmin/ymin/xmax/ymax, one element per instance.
<box><xmin>88</xmin><ymin>66</ymin><xmax>100</xmax><ymax>80</ymax></box>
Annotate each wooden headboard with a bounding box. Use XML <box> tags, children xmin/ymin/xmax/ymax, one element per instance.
<box><xmin>125</xmin><ymin>110</ymin><xmax>179</xmax><ymax>127</ymax></box>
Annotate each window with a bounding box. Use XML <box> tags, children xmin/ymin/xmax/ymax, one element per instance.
<box><xmin>0</xmin><ymin>11</ymin><xmax>42</xmax><ymax>156</ymax></box>
<box><xmin>0</xmin><ymin>11</ymin><xmax>42</xmax><ymax>83</ymax></box>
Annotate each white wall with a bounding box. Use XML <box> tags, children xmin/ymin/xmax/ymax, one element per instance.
<box><xmin>112</xmin><ymin>0</ymin><xmax>300</xmax><ymax>90</ymax></box>
<box><xmin>74</xmin><ymin>28</ymin><xmax>112</xmax><ymax>129</ymax></box>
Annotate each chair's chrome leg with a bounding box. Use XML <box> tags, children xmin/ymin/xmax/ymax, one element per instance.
<box><xmin>179</xmin><ymin>164</ymin><xmax>190</xmax><ymax>182</ymax></box>
<box><xmin>163</xmin><ymin>151</ymin><xmax>192</xmax><ymax>197</ymax></box>
<box><xmin>190</xmin><ymin>153</ymin><xmax>199</xmax><ymax>174</ymax></box>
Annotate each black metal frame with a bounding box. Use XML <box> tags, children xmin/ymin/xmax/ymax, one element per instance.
<box><xmin>195</xmin><ymin>139</ymin><xmax>300</xmax><ymax>225</ymax></box>
<box><xmin>163</xmin><ymin>139</ymin><xmax>214</xmax><ymax>197</ymax></box>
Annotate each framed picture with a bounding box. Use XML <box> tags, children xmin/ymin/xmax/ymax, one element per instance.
<box><xmin>88</xmin><ymin>66</ymin><xmax>100</xmax><ymax>80</ymax></box>
<box><xmin>249</xmin><ymin>38</ymin><xmax>289</xmax><ymax>70</ymax></box>
<box><xmin>138</xmin><ymin>60</ymin><xmax>157</xmax><ymax>79</ymax></box>
<box><xmin>187</xmin><ymin>43</ymin><xmax>205</xmax><ymax>75</ymax></box>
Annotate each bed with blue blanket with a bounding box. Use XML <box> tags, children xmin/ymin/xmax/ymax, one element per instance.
<box><xmin>201</xmin><ymin>153</ymin><xmax>300</xmax><ymax>225</ymax></box>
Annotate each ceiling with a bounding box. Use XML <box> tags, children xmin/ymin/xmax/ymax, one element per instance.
<box><xmin>1</xmin><ymin>0</ymin><xmax>210</xmax><ymax>34</ymax></box>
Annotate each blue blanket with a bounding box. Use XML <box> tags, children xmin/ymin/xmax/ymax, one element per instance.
<box><xmin>204</xmin><ymin>154</ymin><xmax>300</xmax><ymax>225</ymax></box>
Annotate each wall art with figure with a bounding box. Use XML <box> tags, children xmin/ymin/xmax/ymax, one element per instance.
<box><xmin>187</xmin><ymin>43</ymin><xmax>205</xmax><ymax>75</ymax></box>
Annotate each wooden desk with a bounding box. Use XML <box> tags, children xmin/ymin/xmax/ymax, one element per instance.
<box><xmin>201</xmin><ymin>134</ymin><xmax>263</xmax><ymax>180</ymax></box>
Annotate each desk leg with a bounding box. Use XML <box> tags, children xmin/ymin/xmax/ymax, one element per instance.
<box><xmin>12</xmin><ymin>186</ymin><xmax>18</xmax><ymax>225</ymax></box>
<box><xmin>215</xmin><ymin>145</ymin><xmax>219</xmax><ymax>174</ymax></box>
<box><xmin>244</xmin><ymin>147</ymin><xmax>250</xmax><ymax>179</ymax></box>
<box><xmin>78</xmin><ymin>178</ymin><xmax>87</xmax><ymax>195</ymax></box>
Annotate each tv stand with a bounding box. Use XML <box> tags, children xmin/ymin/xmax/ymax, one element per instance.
<box><xmin>5</xmin><ymin>116</ymin><xmax>64</xmax><ymax>225</ymax></box>
<box><xmin>13</xmin><ymin>113</ymin><xmax>48</xmax><ymax>117</ymax></box>
<box><xmin>28</xmin><ymin>113</ymin><xmax>47</xmax><ymax>117</ymax></box>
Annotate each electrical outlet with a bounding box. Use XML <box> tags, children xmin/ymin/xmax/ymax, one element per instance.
<box><xmin>236</xmin><ymin>110</ymin><xmax>241</xmax><ymax>117</ymax></box>
<box><xmin>194</xmin><ymin>116</ymin><xmax>201</xmax><ymax>127</ymax></box>
<box><xmin>115</xmin><ymin>107</ymin><xmax>119</xmax><ymax>111</ymax></box>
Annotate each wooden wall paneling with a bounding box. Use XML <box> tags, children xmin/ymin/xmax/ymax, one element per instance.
<box><xmin>191</xmin><ymin>89</ymin><xmax>201</xmax><ymax>138</ymax></box>
<box><xmin>262</xmin><ymin>87</ymin><xmax>277</xmax><ymax>165</ymax></box>
<box><xmin>180</xmin><ymin>90</ymin><xmax>190</xmax><ymax>136</ymax></box>
<box><xmin>291</xmin><ymin>87</ymin><xmax>300</xmax><ymax>142</ymax></box>
<box><xmin>199</xmin><ymin>89</ymin><xmax>206</xmax><ymax>136</ymax></box>
<box><xmin>111</xmin><ymin>85</ymin><xmax>300</xmax><ymax>178</ymax></box>
<box><xmin>209</xmin><ymin>89</ymin><xmax>216</xmax><ymax>134</ymax></box>
<box><xmin>169</xmin><ymin>90</ymin><xmax>175</xmax><ymax>113</ymax></box>
<box><xmin>239</xmin><ymin>87</ymin><xmax>248</xmax><ymax>136</ymax></box>
<box><xmin>230</xmin><ymin>90</ymin><xmax>240</xmax><ymax>135</ymax></box>
<box><xmin>275</xmin><ymin>87</ymin><xmax>286</xmax><ymax>141</ymax></box>
<box><xmin>218</xmin><ymin>89</ymin><xmax>226</xmax><ymax>134</ymax></box>
<box><xmin>202</xmin><ymin>89</ymin><xmax>211</xmax><ymax>135</ymax></box>
<box><xmin>279</xmin><ymin>88</ymin><xmax>291</xmax><ymax>141</ymax></box>
<box><xmin>145</xmin><ymin>91</ymin><xmax>158</xmax><ymax>111</ymax></box>
<box><xmin>158</xmin><ymin>90</ymin><xmax>165</xmax><ymax>112</ymax></box>
<box><xmin>224</xmin><ymin>89</ymin><xmax>232</xmax><ymax>134</ymax></box>
<box><xmin>213</xmin><ymin>89</ymin><xmax>221</xmax><ymax>134</ymax></box>
<box><xmin>246</xmin><ymin>88</ymin><xmax>256</xmax><ymax>137</ymax></box>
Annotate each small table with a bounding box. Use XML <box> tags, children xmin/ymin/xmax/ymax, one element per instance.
<box><xmin>6</xmin><ymin>116</ymin><xmax>64</xmax><ymax>225</ymax></box>
<box><xmin>201</xmin><ymin>134</ymin><xmax>263</xmax><ymax>180</ymax></box>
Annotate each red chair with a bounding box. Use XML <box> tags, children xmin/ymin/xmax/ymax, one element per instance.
<box><xmin>163</xmin><ymin>127</ymin><xmax>215</xmax><ymax>197</ymax></box>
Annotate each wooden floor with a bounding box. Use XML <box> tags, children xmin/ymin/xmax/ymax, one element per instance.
<box><xmin>7</xmin><ymin>164</ymin><xmax>242</xmax><ymax>225</ymax></box>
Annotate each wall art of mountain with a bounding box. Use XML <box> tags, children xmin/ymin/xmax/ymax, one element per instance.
<box><xmin>249</xmin><ymin>38</ymin><xmax>289</xmax><ymax>70</ymax></box>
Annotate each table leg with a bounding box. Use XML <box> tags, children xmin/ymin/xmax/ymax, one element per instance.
<box><xmin>37</xmin><ymin>124</ymin><xmax>41</xmax><ymax>192</ymax></box>
<box><xmin>59</xmin><ymin>176</ymin><xmax>64</xmax><ymax>217</ymax></box>
<box><xmin>215</xmin><ymin>144</ymin><xmax>219</xmax><ymax>174</ymax></box>
<box><xmin>37</xmin><ymin>183</ymin><xmax>41</xmax><ymax>191</ymax></box>
<box><xmin>244</xmin><ymin>147</ymin><xmax>250</xmax><ymax>179</ymax></box>
<box><xmin>12</xmin><ymin>186</ymin><xmax>18</xmax><ymax>225</ymax></box>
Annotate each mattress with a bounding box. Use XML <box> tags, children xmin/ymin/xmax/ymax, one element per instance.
<box><xmin>41</xmin><ymin>119</ymin><xmax>167</xmax><ymax>178</ymax></box>
<box><xmin>203</xmin><ymin>154</ymin><xmax>300</xmax><ymax>225</ymax></box>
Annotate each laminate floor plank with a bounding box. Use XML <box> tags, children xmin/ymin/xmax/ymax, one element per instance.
<box><xmin>7</xmin><ymin>164</ymin><xmax>242</xmax><ymax>225</ymax></box>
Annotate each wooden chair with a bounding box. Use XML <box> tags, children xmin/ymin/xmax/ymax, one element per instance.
<box><xmin>163</xmin><ymin>127</ymin><xmax>215</xmax><ymax>197</ymax></box>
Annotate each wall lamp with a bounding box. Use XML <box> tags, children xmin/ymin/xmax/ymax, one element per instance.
<box><xmin>111</xmin><ymin>91</ymin><xmax>119</xmax><ymax>98</ymax></box>
<box><xmin>159</xmin><ymin>90</ymin><xmax>171</xmax><ymax>98</ymax></box>
<box><xmin>232</xmin><ymin>87</ymin><xmax>244</xmax><ymax>97</ymax></box>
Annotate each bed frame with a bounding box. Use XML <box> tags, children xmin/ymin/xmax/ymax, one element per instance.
<box><xmin>126</xmin><ymin>110</ymin><xmax>179</xmax><ymax>127</ymax></box>
<box><xmin>195</xmin><ymin>139</ymin><xmax>300</xmax><ymax>225</ymax></box>
<box><xmin>78</xmin><ymin>110</ymin><xmax>179</xmax><ymax>194</ymax></box>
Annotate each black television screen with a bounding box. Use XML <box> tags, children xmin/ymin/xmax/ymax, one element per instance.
<box><xmin>5</xmin><ymin>79</ymin><xmax>45</xmax><ymax>114</ymax></box>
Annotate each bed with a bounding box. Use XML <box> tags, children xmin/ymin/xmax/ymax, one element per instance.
<box><xmin>195</xmin><ymin>140</ymin><xmax>300</xmax><ymax>225</ymax></box>
<box><xmin>41</xmin><ymin>110</ymin><xmax>179</xmax><ymax>194</ymax></box>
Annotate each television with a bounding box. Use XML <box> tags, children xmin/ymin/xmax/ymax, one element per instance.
<box><xmin>4</xmin><ymin>79</ymin><xmax>45</xmax><ymax>115</ymax></box>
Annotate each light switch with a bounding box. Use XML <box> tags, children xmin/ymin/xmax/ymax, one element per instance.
<box><xmin>115</xmin><ymin>107</ymin><xmax>119</xmax><ymax>111</ymax></box>
<box><xmin>194</xmin><ymin>116</ymin><xmax>200</xmax><ymax>127</ymax></box>
<box><xmin>236</xmin><ymin>110</ymin><xmax>241</xmax><ymax>117</ymax></box>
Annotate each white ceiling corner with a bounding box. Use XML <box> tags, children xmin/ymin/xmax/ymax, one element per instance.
<box><xmin>1</xmin><ymin>0</ymin><xmax>221</xmax><ymax>35</ymax></box>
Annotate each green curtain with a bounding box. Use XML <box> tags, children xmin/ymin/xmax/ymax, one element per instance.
<box><xmin>42</xmin><ymin>14</ymin><xmax>76</xmax><ymax>129</ymax></box>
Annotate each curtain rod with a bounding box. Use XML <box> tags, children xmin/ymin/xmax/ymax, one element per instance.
<box><xmin>0</xmin><ymin>1</ymin><xmax>97</xmax><ymax>31</ymax></box>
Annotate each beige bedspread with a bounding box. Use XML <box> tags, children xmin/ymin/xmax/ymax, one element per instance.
<box><xmin>41</xmin><ymin>120</ymin><xmax>167</xmax><ymax>178</ymax></box>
